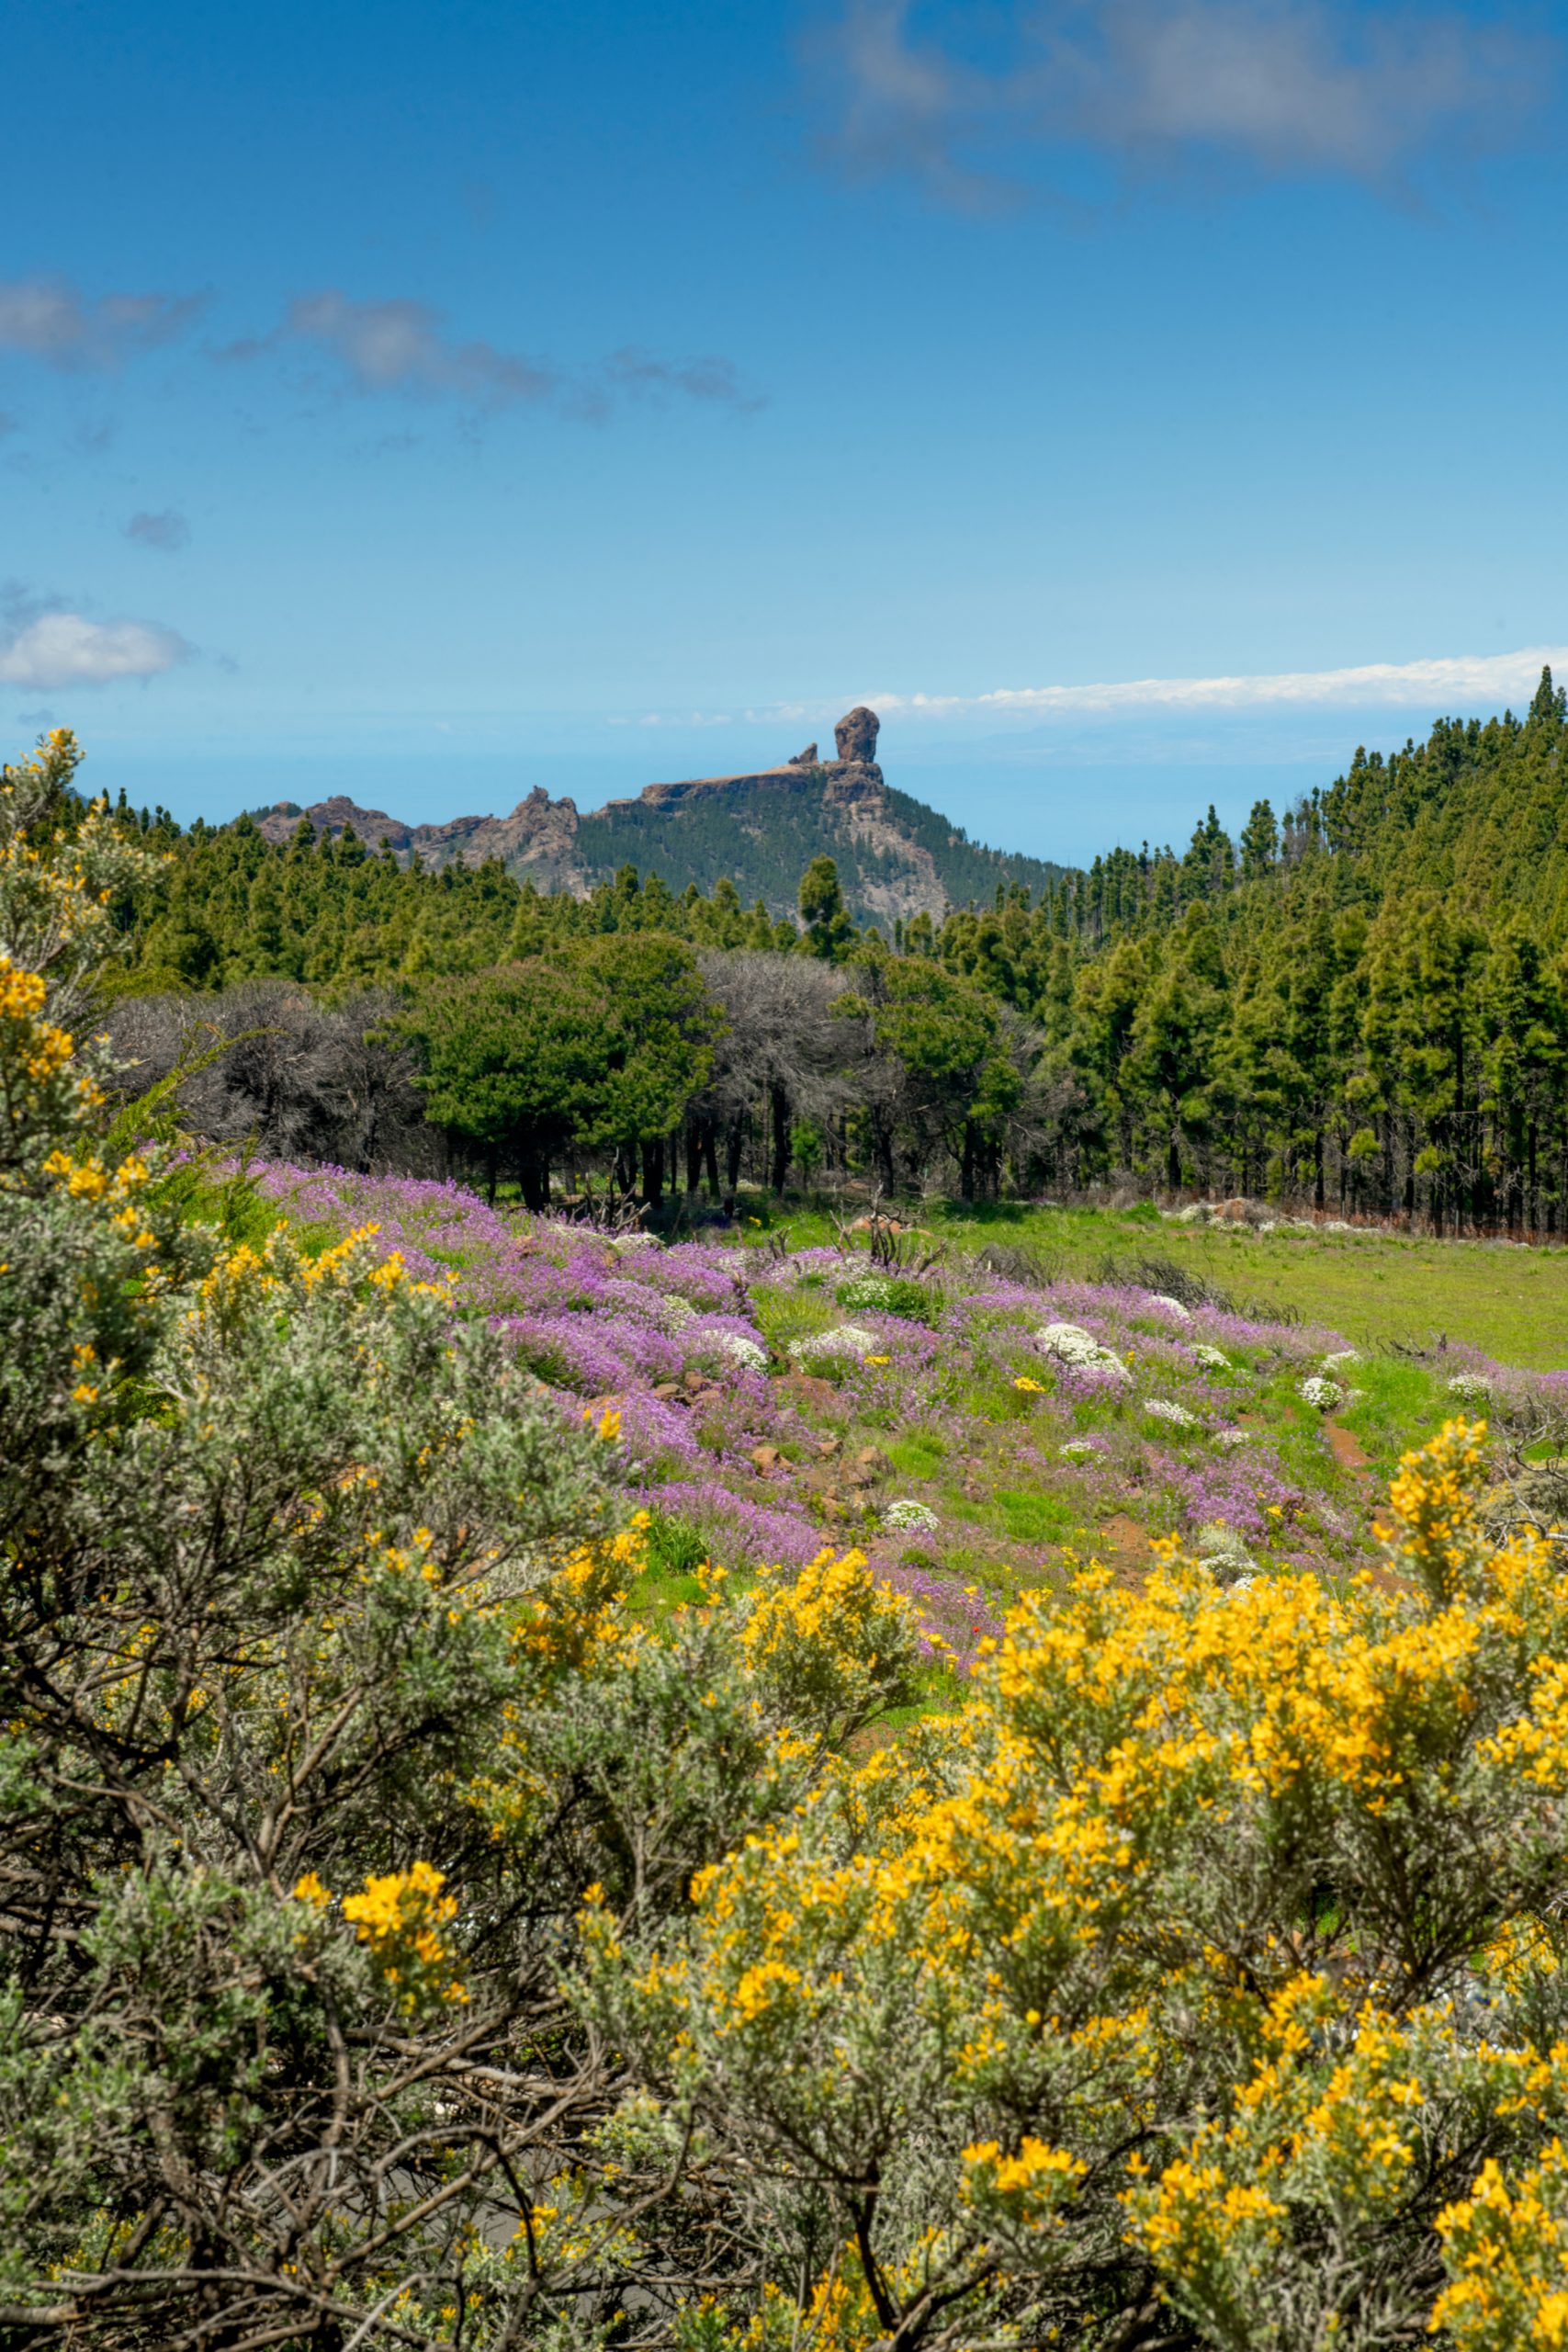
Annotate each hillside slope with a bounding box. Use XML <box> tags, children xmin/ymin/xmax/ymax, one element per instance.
<box><xmin>250</xmin><ymin>706</ymin><xmax>1068</xmax><ymax>927</ymax></box>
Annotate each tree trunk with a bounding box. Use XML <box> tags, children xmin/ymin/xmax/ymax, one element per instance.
<box><xmin>960</xmin><ymin>1120</ymin><xmax>977</xmax><ymax>1201</ymax></box>
<box><xmin>769</xmin><ymin>1080</ymin><xmax>791</xmax><ymax>1196</ymax></box>
<box><xmin>642</xmin><ymin>1135</ymin><xmax>664</xmax><ymax>1209</ymax></box>
<box><xmin>517</xmin><ymin>1148</ymin><xmax>550</xmax><ymax>1213</ymax></box>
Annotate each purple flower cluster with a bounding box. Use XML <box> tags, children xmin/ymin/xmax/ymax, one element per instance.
<box><xmin>233</xmin><ymin>1158</ymin><xmax>1564</xmax><ymax>1641</ymax></box>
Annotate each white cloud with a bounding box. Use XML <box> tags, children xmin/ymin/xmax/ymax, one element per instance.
<box><xmin>0</xmin><ymin>611</ymin><xmax>193</xmax><ymax>690</ymax></box>
<box><xmin>628</xmin><ymin>647</ymin><xmax>1568</xmax><ymax>735</ymax></box>
<box><xmin>874</xmin><ymin>645</ymin><xmax>1568</xmax><ymax>719</ymax></box>
<box><xmin>815</xmin><ymin>0</ymin><xmax>1547</xmax><ymax>197</ymax></box>
<box><xmin>0</xmin><ymin>277</ymin><xmax>206</xmax><ymax>368</ymax></box>
<box><xmin>221</xmin><ymin>291</ymin><xmax>764</xmax><ymax>420</ymax></box>
<box><xmin>282</xmin><ymin>290</ymin><xmax>559</xmax><ymax>405</ymax></box>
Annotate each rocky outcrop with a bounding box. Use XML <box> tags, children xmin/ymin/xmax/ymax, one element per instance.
<box><xmin>834</xmin><ymin>707</ymin><xmax>879</xmax><ymax>763</ymax></box>
<box><xmin>232</xmin><ymin>707</ymin><xmax>1060</xmax><ymax>931</ymax></box>
<box><xmin>254</xmin><ymin>796</ymin><xmax>416</xmax><ymax>851</ymax></box>
<box><xmin>253</xmin><ymin>785</ymin><xmax>589</xmax><ymax>894</ymax></box>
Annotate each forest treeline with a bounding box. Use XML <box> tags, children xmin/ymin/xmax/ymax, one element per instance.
<box><xmin>82</xmin><ymin>666</ymin><xmax>1568</xmax><ymax>1227</ymax></box>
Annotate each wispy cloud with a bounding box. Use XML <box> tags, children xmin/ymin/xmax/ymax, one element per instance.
<box><xmin>812</xmin><ymin>0</ymin><xmax>1549</xmax><ymax>200</ymax></box>
<box><xmin>220</xmin><ymin>289</ymin><xmax>764</xmax><ymax>420</ymax></box>
<box><xmin>606</xmin><ymin>347</ymin><xmax>768</xmax><ymax>413</ymax></box>
<box><xmin>0</xmin><ymin>277</ymin><xmax>207</xmax><ymax>368</ymax></box>
<box><xmin>0</xmin><ymin>604</ymin><xmax>194</xmax><ymax>690</ymax></box>
<box><xmin>278</xmin><ymin>291</ymin><xmax>559</xmax><ymax>406</ymax></box>
<box><xmin>875</xmin><ymin>645</ymin><xmax>1568</xmax><ymax>718</ymax></box>
<box><xmin>123</xmin><ymin>509</ymin><xmax>192</xmax><ymax>553</ymax></box>
<box><xmin>629</xmin><ymin>646</ymin><xmax>1568</xmax><ymax>733</ymax></box>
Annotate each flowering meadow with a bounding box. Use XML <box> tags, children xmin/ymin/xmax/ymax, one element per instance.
<box><xmin>19</xmin><ymin>732</ymin><xmax>1568</xmax><ymax>2346</ymax></box>
<box><xmin>242</xmin><ymin>1159</ymin><xmax>1568</xmax><ymax>1667</ymax></box>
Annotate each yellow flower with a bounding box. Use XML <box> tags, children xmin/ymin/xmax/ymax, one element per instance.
<box><xmin>342</xmin><ymin>1860</ymin><xmax>466</xmax><ymax>2008</ymax></box>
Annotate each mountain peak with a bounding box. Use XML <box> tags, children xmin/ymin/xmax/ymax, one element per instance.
<box><xmin>240</xmin><ymin>706</ymin><xmax>1066</xmax><ymax>925</ymax></box>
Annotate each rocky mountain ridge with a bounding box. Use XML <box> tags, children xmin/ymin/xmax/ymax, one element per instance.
<box><xmin>249</xmin><ymin>707</ymin><xmax>1067</xmax><ymax>926</ymax></box>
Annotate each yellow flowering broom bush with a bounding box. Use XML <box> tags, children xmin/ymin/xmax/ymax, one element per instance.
<box><xmin>573</xmin><ymin>1421</ymin><xmax>1568</xmax><ymax>2352</ymax></box>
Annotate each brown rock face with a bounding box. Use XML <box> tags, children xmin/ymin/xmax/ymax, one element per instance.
<box><xmin>787</xmin><ymin>742</ymin><xmax>818</xmax><ymax>766</ymax></box>
<box><xmin>834</xmin><ymin>706</ymin><xmax>879</xmax><ymax>764</ymax></box>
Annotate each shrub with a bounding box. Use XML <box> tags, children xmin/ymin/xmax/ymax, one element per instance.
<box><xmin>882</xmin><ymin>1497</ymin><xmax>941</xmax><ymax>1533</ymax></box>
<box><xmin>839</xmin><ymin>1271</ymin><xmax>938</xmax><ymax>1323</ymax></box>
<box><xmin>0</xmin><ymin>744</ymin><xmax>929</xmax><ymax>2346</ymax></box>
<box><xmin>1033</xmin><ymin>1320</ymin><xmax>1130</xmax><ymax>1379</ymax></box>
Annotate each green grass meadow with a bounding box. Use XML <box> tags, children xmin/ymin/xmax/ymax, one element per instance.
<box><xmin>735</xmin><ymin>1194</ymin><xmax>1568</xmax><ymax>1370</ymax></box>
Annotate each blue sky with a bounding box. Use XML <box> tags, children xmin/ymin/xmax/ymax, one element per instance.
<box><xmin>3</xmin><ymin>0</ymin><xmax>1564</xmax><ymax>865</ymax></box>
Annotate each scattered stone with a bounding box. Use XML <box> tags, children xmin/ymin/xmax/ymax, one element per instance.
<box><xmin>750</xmin><ymin>1444</ymin><xmax>781</xmax><ymax>1474</ymax></box>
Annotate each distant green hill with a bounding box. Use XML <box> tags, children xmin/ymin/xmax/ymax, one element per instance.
<box><xmin>569</xmin><ymin>770</ymin><xmax>1067</xmax><ymax>930</ymax></box>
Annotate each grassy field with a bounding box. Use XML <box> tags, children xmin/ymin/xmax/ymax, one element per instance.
<box><xmin>733</xmin><ymin>1195</ymin><xmax>1568</xmax><ymax>1371</ymax></box>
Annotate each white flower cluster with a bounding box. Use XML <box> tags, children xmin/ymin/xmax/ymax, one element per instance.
<box><xmin>1196</xmin><ymin>1521</ymin><xmax>1258</xmax><ymax>1578</ymax></box>
<box><xmin>1298</xmin><ymin>1375</ymin><xmax>1344</xmax><ymax>1411</ymax></box>
<box><xmin>1034</xmin><ymin>1322</ymin><xmax>1129</xmax><ymax>1381</ymax></box>
<box><xmin>1191</xmin><ymin>1343</ymin><xmax>1229</xmax><ymax>1370</ymax></box>
<box><xmin>716</xmin><ymin>1332</ymin><xmax>768</xmax><ymax>1372</ymax></box>
<box><xmin>1059</xmin><ymin>1439</ymin><xmax>1101</xmax><ymax>1462</ymax></box>
<box><xmin>1322</xmin><ymin>1349</ymin><xmax>1361</xmax><ymax>1373</ymax></box>
<box><xmin>1150</xmin><ymin>1294</ymin><xmax>1191</xmax><ymax>1321</ymax></box>
<box><xmin>1145</xmin><ymin>1397</ymin><xmax>1200</xmax><ymax>1430</ymax></box>
<box><xmin>611</xmin><ymin>1231</ymin><xmax>661</xmax><ymax>1251</ymax></box>
<box><xmin>883</xmin><ymin>1498</ymin><xmax>939</xmax><ymax>1532</ymax></box>
<box><xmin>1446</xmin><ymin>1371</ymin><xmax>1495</xmax><ymax>1404</ymax></box>
<box><xmin>657</xmin><ymin>1295</ymin><xmax>699</xmax><ymax>1330</ymax></box>
<box><xmin>788</xmin><ymin>1324</ymin><xmax>878</xmax><ymax>1368</ymax></box>
<box><xmin>840</xmin><ymin>1273</ymin><xmax>895</xmax><ymax>1311</ymax></box>
<box><xmin>1213</xmin><ymin>1428</ymin><xmax>1252</xmax><ymax>1450</ymax></box>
